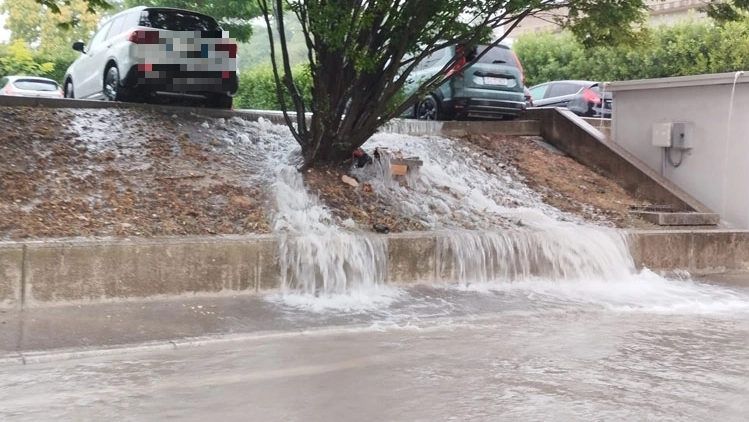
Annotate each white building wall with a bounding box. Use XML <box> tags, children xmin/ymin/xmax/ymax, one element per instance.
<box><xmin>608</xmin><ymin>72</ymin><xmax>749</xmax><ymax>228</ymax></box>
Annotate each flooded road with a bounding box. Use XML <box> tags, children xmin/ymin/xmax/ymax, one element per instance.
<box><xmin>2</xmin><ymin>279</ymin><xmax>748</xmax><ymax>422</ymax></box>
<box><xmin>2</xmin><ymin>110</ymin><xmax>748</xmax><ymax>420</ymax></box>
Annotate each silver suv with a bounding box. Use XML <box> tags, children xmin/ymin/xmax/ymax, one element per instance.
<box><xmin>63</xmin><ymin>6</ymin><xmax>238</xmax><ymax>108</ymax></box>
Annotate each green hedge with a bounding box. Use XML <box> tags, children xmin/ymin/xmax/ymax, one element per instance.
<box><xmin>234</xmin><ymin>63</ymin><xmax>312</xmax><ymax>110</ymax></box>
<box><xmin>0</xmin><ymin>48</ymin><xmax>75</xmax><ymax>85</ymax></box>
<box><xmin>514</xmin><ymin>19</ymin><xmax>749</xmax><ymax>87</ymax></box>
<box><xmin>35</xmin><ymin>55</ymin><xmax>76</xmax><ymax>84</ymax></box>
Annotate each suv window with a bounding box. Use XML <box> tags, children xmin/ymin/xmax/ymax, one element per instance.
<box><xmin>140</xmin><ymin>9</ymin><xmax>220</xmax><ymax>31</ymax></box>
<box><xmin>471</xmin><ymin>45</ymin><xmax>515</xmax><ymax>66</ymax></box>
<box><xmin>547</xmin><ymin>82</ymin><xmax>582</xmax><ymax>98</ymax></box>
<box><xmin>107</xmin><ymin>15</ymin><xmax>128</xmax><ymax>40</ymax></box>
<box><xmin>88</xmin><ymin>20</ymin><xmax>113</xmax><ymax>50</ymax></box>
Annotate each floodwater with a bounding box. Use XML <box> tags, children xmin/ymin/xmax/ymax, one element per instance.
<box><xmin>2</xmin><ymin>114</ymin><xmax>747</xmax><ymax>420</ymax></box>
<box><xmin>2</xmin><ymin>277</ymin><xmax>748</xmax><ymax>422</ymax></box>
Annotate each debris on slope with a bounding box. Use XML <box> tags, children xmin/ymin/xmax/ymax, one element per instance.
<box><xmin>0</xmin><ymin>106</ymin><xmax>653</xmax><ymax>240</ymax></box>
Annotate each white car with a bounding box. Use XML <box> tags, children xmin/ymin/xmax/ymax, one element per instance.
<box><xmin>63</xmin><ymin>6</ymin><xmax>238</xmax><ymax>109</ymax></box>
<box><xmin>0</xmin><ymin>75</ymin><xmax>64</xmax><ymax>98</ymax></box>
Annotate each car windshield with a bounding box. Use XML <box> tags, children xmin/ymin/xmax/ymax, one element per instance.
<box><xmin>140</xmin><ymin>9</ymin><xmax>220</xmax><ymax>31</ymax></box>
<box><xmin>13</xmin><ymin>79</ymin><xmax>58</xmax><ymax>91</ymax></box>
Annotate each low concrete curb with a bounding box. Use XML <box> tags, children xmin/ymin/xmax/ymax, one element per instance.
<box><xmin>2</xmin><ymin>230</ymin><xmax>748</xmax><ymax>308</ymax></box>
<box><xmin>0</xmin><ymin>96</ymin><xmax>294</xmax><ymax>123</ymax></box>
<box><xmin>629</xmin><ymin>230</ymin><xmax>749</xmax><ymax>273</ymax></box>
<box><xmin>632</xmin><ymin>211</ymin><xmax>721</xmax><ymax>226</ymax></box>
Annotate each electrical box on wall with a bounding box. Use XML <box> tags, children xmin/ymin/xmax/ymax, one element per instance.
<box><xmin>670</xmin><ymin>121</ymin><xmax>694</xmax><ymax>149</ymax></box>
<box><xmin>652</xmin><ymin>122</ymin><xmax>672</xmax><ymax>147</ymax></box>
<box><xmin>651</xmin><ymin>121</ymin><xmax>694</xmax><ymax>149</ymax></box>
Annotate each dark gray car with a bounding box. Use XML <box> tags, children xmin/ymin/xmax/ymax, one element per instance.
<box><xmin>403</xmin><ymin>44</ymin><xmax>527</xmax><ymax>121</ymax></box>
<box><xmin>528</xmin><ymin>80</ymin><xmax>612</xmax><ymax>118</ymax></box>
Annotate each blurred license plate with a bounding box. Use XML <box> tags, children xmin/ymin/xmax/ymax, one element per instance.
<box><xmin>484</xmin><ymin>77</ymin><xmax>508</xmax><ymax>85</ymax></box>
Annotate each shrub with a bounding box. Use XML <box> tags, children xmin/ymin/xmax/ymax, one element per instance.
<box><xmin>514</xmin><ymin>18</ymin><xmax>749</xmax><ymax>85</ymax></box>
<box><xmin>234</xmin><ymin>63</ymin><xmax>312</xmax><ymax>110</ymax></box>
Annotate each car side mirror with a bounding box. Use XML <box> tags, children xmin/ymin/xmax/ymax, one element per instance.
<box><xmin>72</xmin><ymin>41</ymin><xmax>85</xmax><ymax>53</ymax></box>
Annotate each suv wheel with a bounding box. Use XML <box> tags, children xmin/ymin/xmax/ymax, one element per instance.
<box><xmin>416</xmin><ymin>95</ymin><xmax>439</xmax><ymax>121</ymax></box>
<box><xmin>104</xmin><ymin>65</ymin><xmax>141</xmax><ymax>103</ymax></box>
<box><xmin>103</xmin><ymin>65</ymin><xmax>121</xmax><ymax>101</ymax></box>
<box><xmin>64</xmin><ymin>80</ymin><xmax>74</xmax><ymax>99</ymax></box>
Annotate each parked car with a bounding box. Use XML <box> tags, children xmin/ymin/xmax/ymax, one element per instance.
<box><xmin>527</xmin><ymin>80</ymin><xmax>611</xmax><ymax>117</ymax></box>
<box><xmin>0</xmin><ymin>75</ymin><xmax>64</xmax><ymax>98</ymax></box>
<box><xmin>403</xmin><ymin>43</ymin><xmax>526</xmax><ymax>121</ymax></box>
<box><xmin>63</xmin><ymin>6</ymin><xmax>238</xmax><ymax>109</ymax></box>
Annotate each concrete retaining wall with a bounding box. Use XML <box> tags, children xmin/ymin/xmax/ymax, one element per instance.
<box><xmin>2</xmin><ymin>230</ymin><xmax>749</xmax><ymax>307</ymax></box>
<box><xmin>379</xmin><ymin>119</ymin><xmax>540</xmax><ymax>137</ymax></box>
<box><xmin>22</xmin><ymin>238</ymin><xmax>266</xmax><ymax>303</ymax></box>
<box><xmin>526</xmin><ymin>107</ymin><xmax>712</xmax><ymax>213</ymax></box>
<box><xmin>1</xmin><ymin>97</ymin><xmax>744</xmax><ymax>308</ymax></box>
<box><xmin>0</xmin><ymin>244</ymin><xmax>23</xmax><ymax>307</ymax></box>
<box><xmin>629</xmin><ymin>230</ymin><xmax>749</xmax><ymax>273</ymax></box>
<box><xmin>0</xmin><ymin>96</ymin><xmax>299</xmax><ymax>125</ymax></box>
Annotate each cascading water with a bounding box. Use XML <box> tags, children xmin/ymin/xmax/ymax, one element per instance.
<box><xmin>436</xmin><ymin>227</ymin><xmax>634</xmax><ymax>285</ymax></box>
<box><xmin>219</xmin><ymin>116</ymin><xmax>643</xmax><ymax>298</ymax></box>
<box><xmin>238</xmin><ymin>118</ymin><xmax>389</xmax><ymax>297</ymax></box>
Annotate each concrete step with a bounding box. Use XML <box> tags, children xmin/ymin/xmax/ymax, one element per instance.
<box><xmin>630</xmin><ymin>210</ymin><xmax>720</xmax><ymax>226</ymax></box>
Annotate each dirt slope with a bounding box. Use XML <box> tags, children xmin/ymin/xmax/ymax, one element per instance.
<box><xmin>0</xmin><ymin>106</ymin><xmax>653</xmax><ymax>240</ymax></box>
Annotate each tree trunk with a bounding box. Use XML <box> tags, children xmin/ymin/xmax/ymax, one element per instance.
<box><xmin>259</xmin><ymin>0</ymin><xmax>566</xmax><ymax>172</ymax></box>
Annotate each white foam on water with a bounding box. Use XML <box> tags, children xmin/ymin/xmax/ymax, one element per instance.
<box><xmin>351</xmin><ymin>132</ymin><xmax>579</xmax><ymax>230</ymax></box>
<box><xmin>448</xmin><ymin>269</ymin><xmax>749</xmax><ymax>316</ymax></box>
<box><xmin>265</xmin><ymin>283</ymin><xmax>406</xmax><ymax>313</ymax></box>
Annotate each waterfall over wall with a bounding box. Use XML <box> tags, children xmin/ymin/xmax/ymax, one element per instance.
<box><xmin>437</xmin><ymin>228</ymin><xmax>635</xmax><ymax>284</ymax></box>
<box><xmin>228</xmin><ymin>117</ymin><xmax>638</xmax><ymax>294</ymax></box>
<box><xmin>279</xmin><ymin>233</ymin><xmax>388</xmax><ymax>294</ymax></box>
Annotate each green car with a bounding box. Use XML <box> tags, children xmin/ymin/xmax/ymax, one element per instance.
<box><xmin>404</xmin><ymin>44</ymin><xmax>526</xmax><ymax>121</ymax></box>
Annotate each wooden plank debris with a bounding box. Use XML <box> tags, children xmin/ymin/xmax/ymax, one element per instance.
<box><xmin>341</xmin><ymin>174</ymin><xmax>359</xmax><ymax>187</ymax></box>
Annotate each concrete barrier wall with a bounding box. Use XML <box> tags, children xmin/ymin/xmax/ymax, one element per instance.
<box><xmin>2</xmin><ymin>230</ymin><xmax>749</xmax><ymax>307</ymax></box>
<box><xmin>582</xmin><ymin>117</ymin><xmax>611</xmax><ymax>139</ymax></box>
<box><xmin>22</xmin><ymin>237</ymin><xmax>268</xmax><ymax>304</ymax></box>
<box><xmin>0</xmin><ymin>96</ymin><xmax>300</xmax><ymax>125</ymax></box>
<box><xmin>0</xmin><ymin>244</ymin><xmax>23</xmax><ymax>307</ymax></box>
<box><xmin>388</xmin><ymin>234</ymin><xmax>438</xmax><ymax>284</ymax></box>
<box><xmin>528</xmin><ymin>107</ymin><xmax>711</xmax><ymax>213</ymax></box>
<box><xmin>629</xmin><ymin>230</ymin><xmax>749</xmax><ymax>273</ymax></box>
<box><xmin>378</xmin><ymin>119</ymin><xmax>541</xmax><ymax>137</ymax></box>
